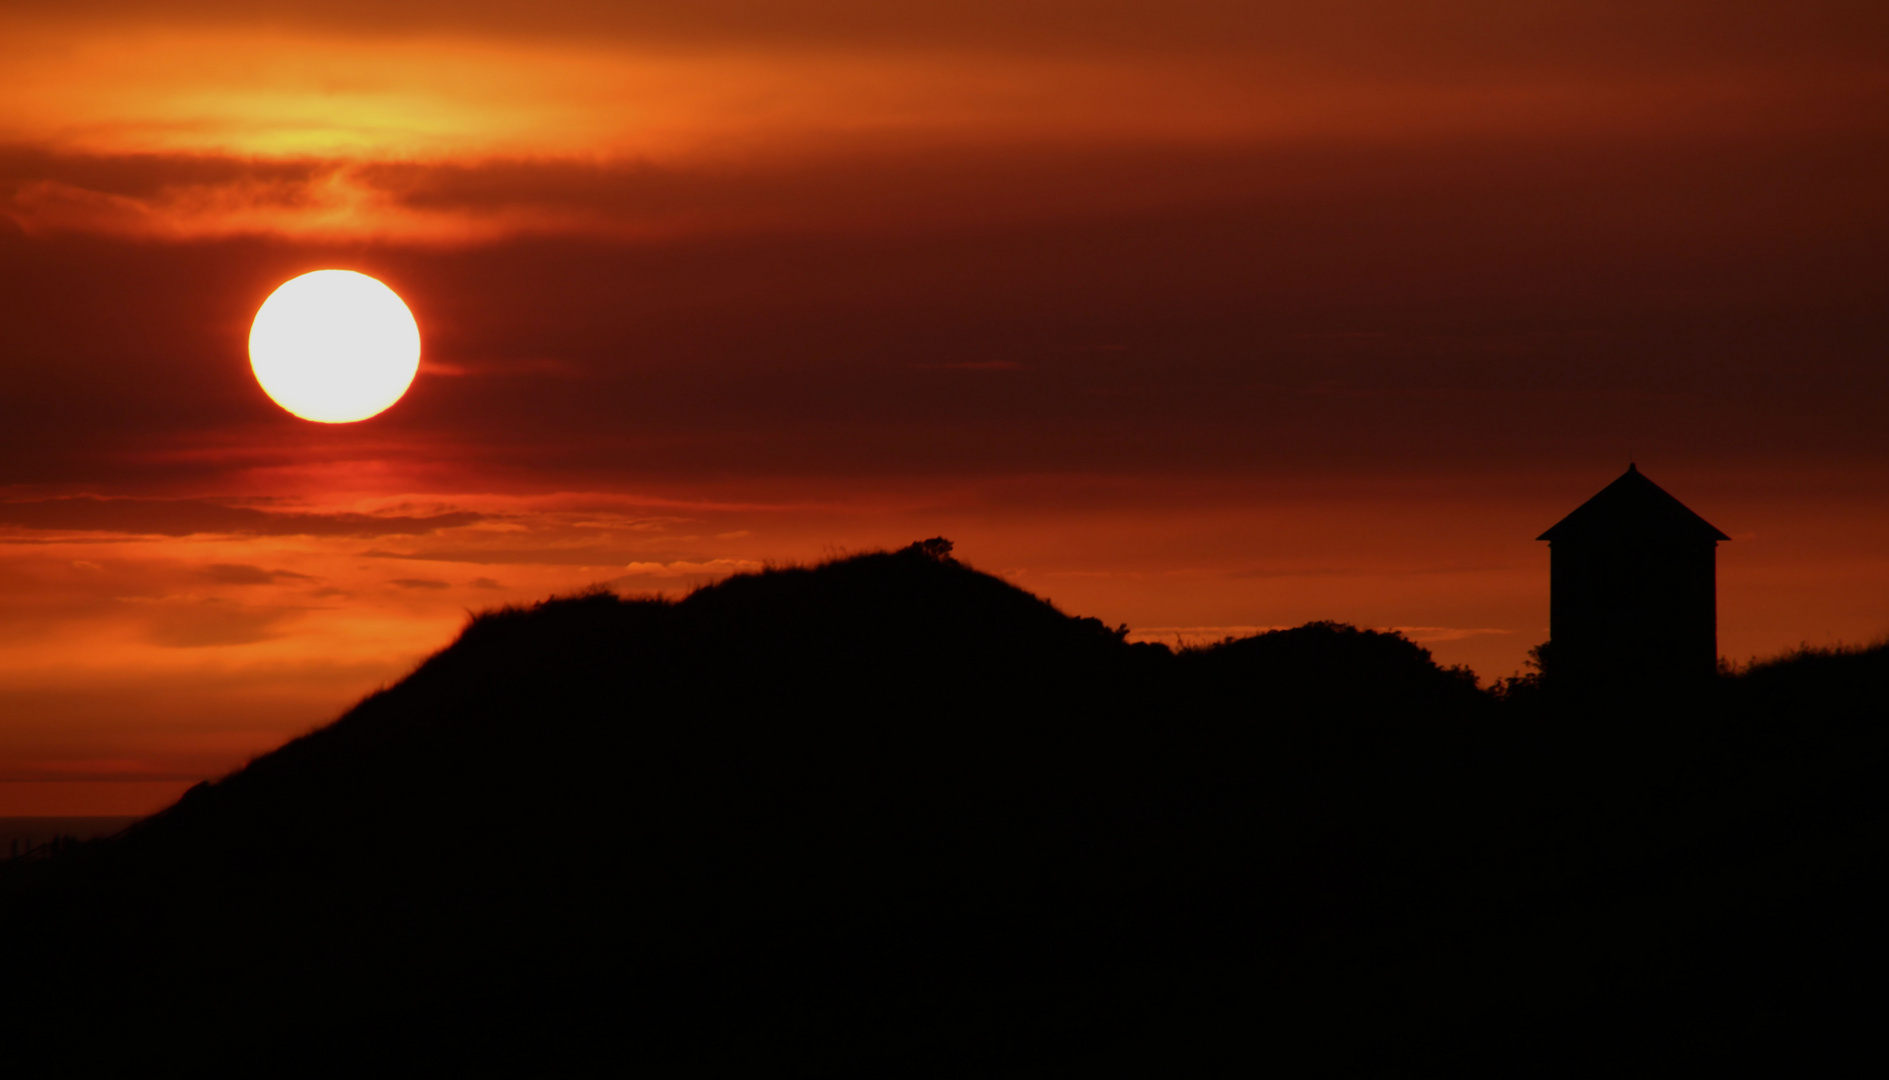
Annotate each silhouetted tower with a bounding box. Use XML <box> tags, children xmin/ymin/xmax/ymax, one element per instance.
<box><xmin>1537</xmin><ymin>464</ymin><xmax>1729</xmax><ymax>691</ymax></box>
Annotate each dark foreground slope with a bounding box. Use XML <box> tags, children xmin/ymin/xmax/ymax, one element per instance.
<box><xmin>5</xmin><ymin>542</ymin><xmax>1889</xmax><ymax>1070</ymax></box>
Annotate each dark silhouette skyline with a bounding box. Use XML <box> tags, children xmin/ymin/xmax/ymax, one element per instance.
<box><xmin>4</xmin><ymin>540</ymin><xmax>1887</xmax><ymax>1070</ymax></box>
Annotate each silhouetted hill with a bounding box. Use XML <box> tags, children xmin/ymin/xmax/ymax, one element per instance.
<box><xmin>5</xmin><ymin>541</ymin><xmax>1889</xmax><ymax>1070</ymax></box>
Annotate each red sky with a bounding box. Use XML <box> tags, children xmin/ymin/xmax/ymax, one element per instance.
<box><xmin>3</xmin><ymin>1</ymin><xmax>1887</xmax><ymax>813</ymax></box>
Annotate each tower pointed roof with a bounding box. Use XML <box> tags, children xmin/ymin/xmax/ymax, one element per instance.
<box><xmin>1537</xmin><ymin>464</ymin><xmax>1730</xmax><ymax>543</ymax></box>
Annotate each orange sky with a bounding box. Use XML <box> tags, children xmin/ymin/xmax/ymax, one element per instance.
<box><xmin>3</xmin><ymin>1</ymin><xmax>1887</xmax><ymax>814</ymax></box>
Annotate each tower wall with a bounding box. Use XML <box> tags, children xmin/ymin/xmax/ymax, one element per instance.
<box><xmin>1548</xmin><ymin>538</ymin><xmax>1718</xmax><ymax>689</ymax></box>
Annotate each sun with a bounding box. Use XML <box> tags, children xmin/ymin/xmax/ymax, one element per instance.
<box><xmin>249</xmin><ymin>270</ymin><xmax>421</xmax><ymax>423</ymax></box>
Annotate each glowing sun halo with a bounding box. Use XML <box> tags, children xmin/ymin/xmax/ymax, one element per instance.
<box><xmin>249</xmin><ymin>270</ymin><xmax>421</xmax><ymax>423</ymax></box>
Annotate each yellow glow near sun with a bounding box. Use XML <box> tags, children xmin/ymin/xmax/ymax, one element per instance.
<box><xmin>249</xmin><ymin>270</ymin><xmax>421</xmax><ymax>423</ymax></box>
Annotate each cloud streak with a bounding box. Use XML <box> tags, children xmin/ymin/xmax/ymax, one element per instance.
<box><xmin>0</xmin><ymin>497</ymin><xmax>484</xmax><ymax>538</ymax></box>
<box><xmin>4</xmin><ymin>169</ymin><xmax>624</xmax><ymax>245</ymax></box>
<box><xmin>138</xmin><ymin>597</ymin><xmax>304</xmax><ymax>648</ymax></box>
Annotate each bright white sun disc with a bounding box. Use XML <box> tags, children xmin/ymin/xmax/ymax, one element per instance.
<box><xmin>249</xmin><ymin>270</ymin><xmax>420</xmax><ymax>423</ymax></box>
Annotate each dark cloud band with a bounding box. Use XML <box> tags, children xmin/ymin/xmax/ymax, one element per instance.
<box><xmin>0</xmin><ymin>496</ymin><xmax>484</xmax><ymax>537</ymax></box>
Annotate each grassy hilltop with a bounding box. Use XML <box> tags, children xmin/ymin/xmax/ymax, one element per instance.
<box><xmin>5</xmin><ymin>540</ymin><xmax>1888</xmax><ymax>1070</ymax></box>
